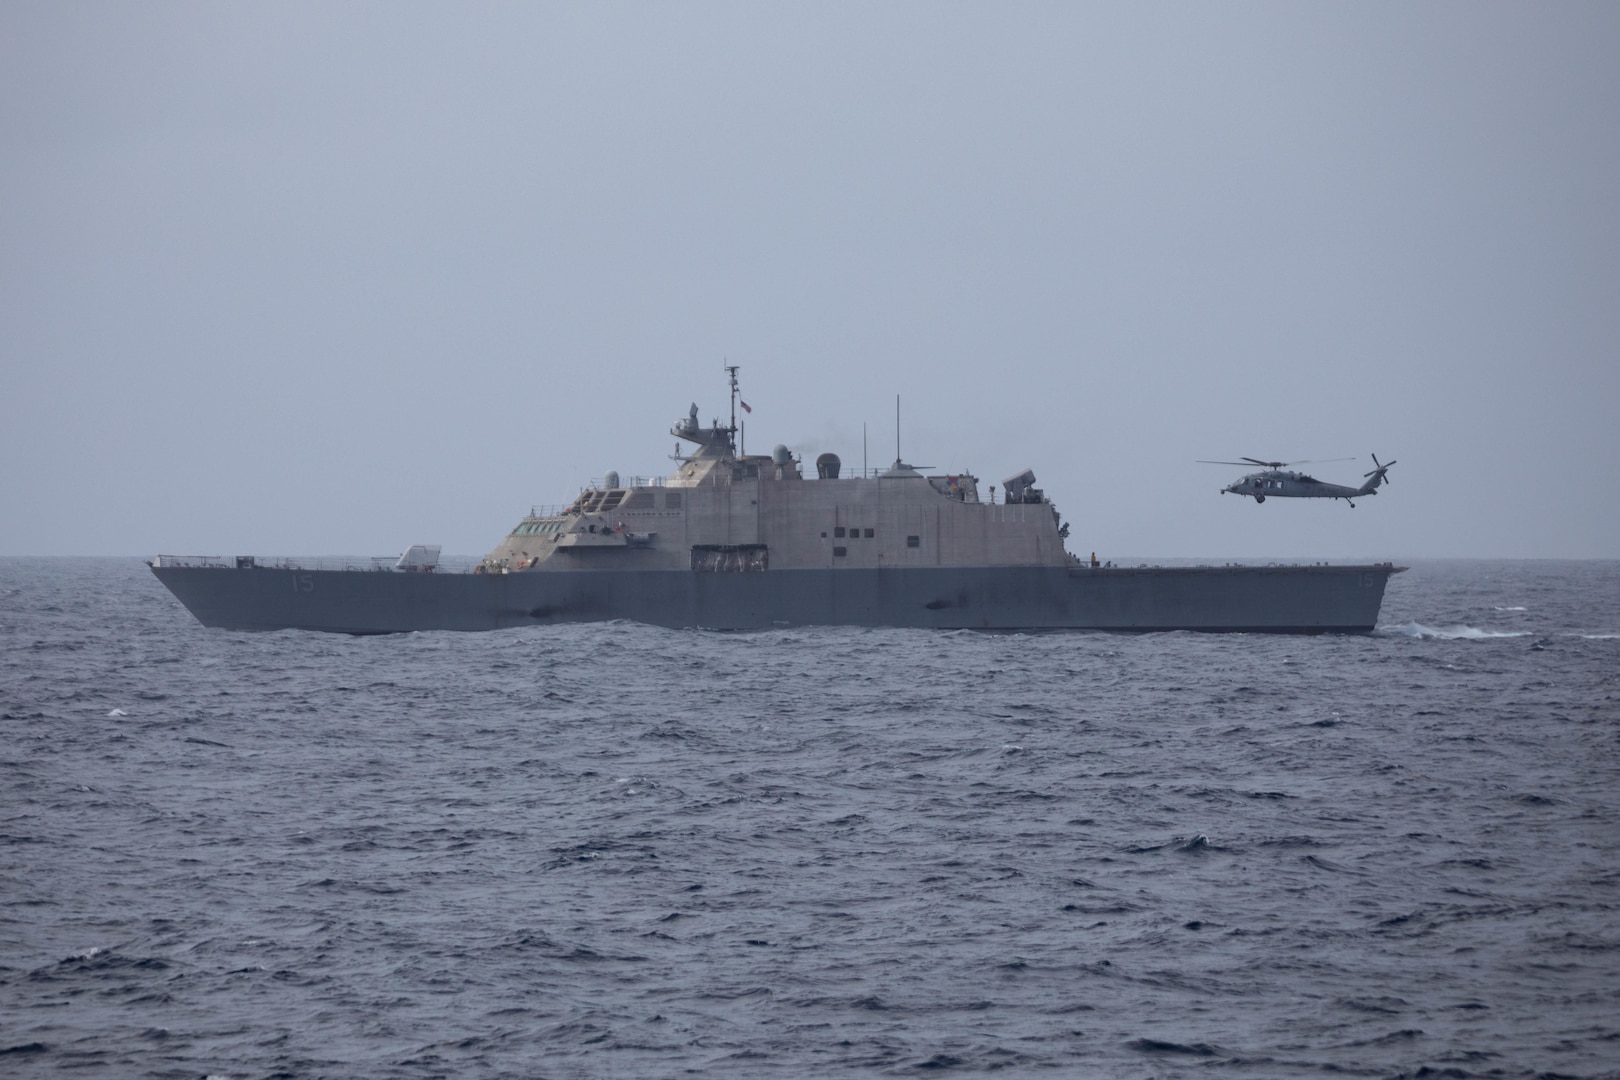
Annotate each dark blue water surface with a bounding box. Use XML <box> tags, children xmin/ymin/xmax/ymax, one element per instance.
<box><xmin>3</xmin><ymin>558</ymin><xmax>1618</xmax><ymax>1078</ymax></box>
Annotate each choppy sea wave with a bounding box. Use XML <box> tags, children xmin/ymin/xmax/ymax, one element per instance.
<box><xmin>2</xmin><ymin>557</ymin><xmax>1618</xmax><ymax>1078</ymax></box>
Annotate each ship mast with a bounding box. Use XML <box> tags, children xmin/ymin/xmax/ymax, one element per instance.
<box><xmin>726</xmin><ymin>364</ymin><xmax>740</xmax><ymax>452</ymax></box>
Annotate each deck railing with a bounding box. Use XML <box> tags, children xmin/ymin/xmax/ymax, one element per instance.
<box><xmin>151</xmin><ymin>554</ymin><xmax>483</xmax><ymax>573</ymax></box>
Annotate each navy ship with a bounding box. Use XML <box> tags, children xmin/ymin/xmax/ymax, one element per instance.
<box><xmin>150</xmin><ymin>374</ymin><xmax>1402</xmax><ymax>634</ymax></box>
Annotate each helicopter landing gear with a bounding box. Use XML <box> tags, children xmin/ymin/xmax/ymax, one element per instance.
<box><xmin>1254</xmin><ymin>494</ymin><xmax>1265</xmax><ymax>503</ymax></box>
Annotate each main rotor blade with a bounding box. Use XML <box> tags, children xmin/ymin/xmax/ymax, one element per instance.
<box><xmin>1199</xmin><ymin>456</ymin><xmax>1358</xmax><ymax>468</ymax></box>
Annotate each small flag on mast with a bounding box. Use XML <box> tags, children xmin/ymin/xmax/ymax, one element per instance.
<box><xmin>740</xmin><ymin>401</ymin><xmax>752</xmax><ymax>413</ymax></box>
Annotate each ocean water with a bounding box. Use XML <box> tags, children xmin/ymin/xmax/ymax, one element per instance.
<box><xmin>2</xmin><ymin>557</ymin><xmax>1617</xmax><ymax>1079</ymax></box>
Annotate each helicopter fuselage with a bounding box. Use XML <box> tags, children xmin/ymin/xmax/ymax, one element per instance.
<box><xmin>1223</xmin><ymin>470</ymin><xmax>1372</xmax><ymax>504</ymax></box>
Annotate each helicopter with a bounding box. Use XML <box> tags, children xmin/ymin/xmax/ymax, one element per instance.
<box><xmin>1199</xmin><ymin>454</ymin><xmax>1396</xmax><ymax>507</ymax></box>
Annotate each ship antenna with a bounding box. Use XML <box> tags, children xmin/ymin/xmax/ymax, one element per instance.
<box><xmin>896</xmin><ymin>394</ymin><xmax>901</xmax><ymax>466</ymax></box>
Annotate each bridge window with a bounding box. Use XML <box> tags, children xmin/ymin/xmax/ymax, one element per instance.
<box><xmin>907</xmin><ymin>535</ymin><xmax>920</xmax><ymax>548</ymax></box>
<box><xmin>864</xmin><ymin>528</ymin><xmax>875</xmax><ymax>538</ymax></box>
<box><xmin>833</xmin><ymin>546</ymin><xmax>847</xmax><ymax>557</ymax></box>
<box><xmin>834</xmin><ymin>526</ymin><xmax>846</xmax><ymax>538</ymax></box>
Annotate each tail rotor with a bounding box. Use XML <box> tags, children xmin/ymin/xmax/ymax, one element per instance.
<box><xmin>1363</xmin><ymin>453</ymin><xmax>1396</xmax><ymax>489</ymax></box>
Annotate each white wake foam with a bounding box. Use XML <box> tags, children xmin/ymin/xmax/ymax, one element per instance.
<box><xmin>1377</xmin><ymin>622</ymin><xmax>1531</xmax><ymax>640</ymax></box>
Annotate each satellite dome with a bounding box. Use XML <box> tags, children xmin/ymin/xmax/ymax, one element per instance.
<box><xmin>604</xmin><ymin>470</ymin><xmax>620</xmax><ymax>490</ymax></box>
<box><xmin>771</xmin><ymin>444</ymin><xmax>792</xmax><ymax>466</ymax></box>
<box><xmin>815</xmin><ymin>452</ymin><xmax>841</xmax><ymax>480</ymax></box>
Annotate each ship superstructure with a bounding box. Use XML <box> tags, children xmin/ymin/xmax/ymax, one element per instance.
<box><xmin>480</xmin><ymin>401</ymin><xmax>1066</xmax><ymax>579</ymax></box>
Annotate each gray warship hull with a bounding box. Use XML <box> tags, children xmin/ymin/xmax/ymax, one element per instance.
<box><xmin>149</xmin><ymin>562</ymin><xmax>1400</xmax><ymax>634</ymax></box>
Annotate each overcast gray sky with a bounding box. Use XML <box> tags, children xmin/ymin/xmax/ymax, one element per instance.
<box><xmin>3</xmin><ymin>2</ymin><xmax>1616</xmax><ymax>559</ymax></box>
